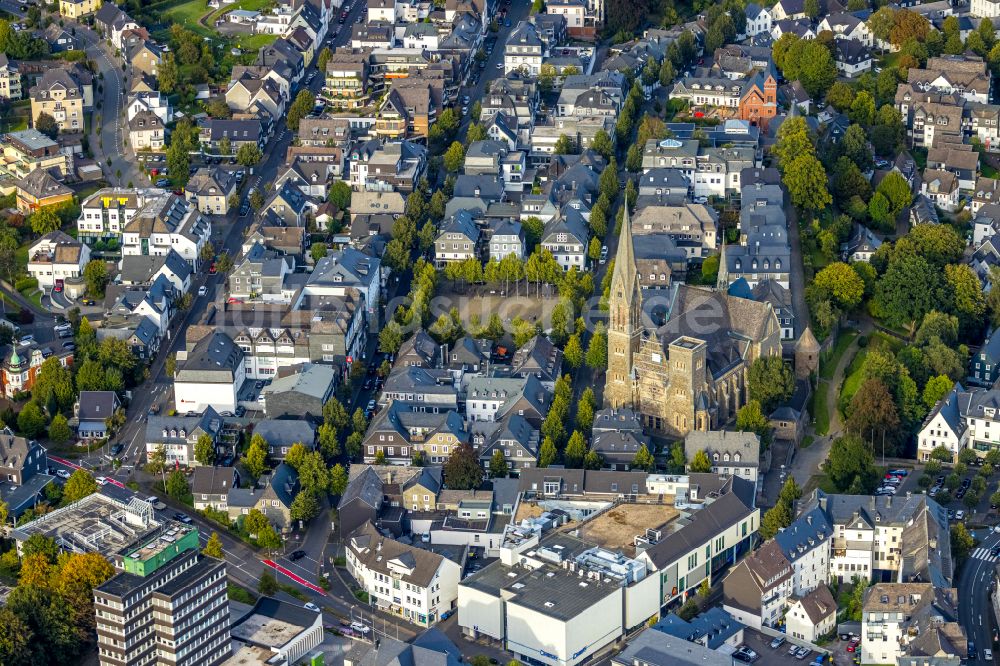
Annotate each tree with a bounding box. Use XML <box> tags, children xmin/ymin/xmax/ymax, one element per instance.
<box><xmin>163</xmin><ymin>469</ymin><xmax>188</xmax><ymax>500</ymax></box>
<box><xmin>63</xmin><ymin>469</ymin><xmax>98</xmax><ymax>503</ymax></box>
<box><xmin>83</xmin><ymin>259</ymin><xmax>109</xmax><ymax>297</ymax></box>
<box><xmin>951</xmin><ymin>522</ymin><xmax>975</xmax><ymax>560</ymax></box>
<box><xmin>330</xmin><ymin>463</ymin><xmax>349</xmax><ymax>496</ymax></box>
<box><xmin>207</xmin><ymin>99</ymin><xmax>231</xmax><ymax>119</ymax></box>
<box><xmin>194</xmin><ymin>434</ymin><xmax>215</xmax><ymax>466</ymax></box>
<box><xmin>632</xmin><ymin>444</ymin><xmax>655</xmax><ymax>472</ymax></box>
<box><xmin>47</xmin><ymin>413</ymin><xmax>71</xmax><ymax>445</ymax></box>
<box><xmin>286</xmin><ymin>89</ymin><xmax>315</xmax><ymax>131</ymax></box>
<box><xmin>249</xmin><ymin>188</ymin><xmax>265</xmax><ymax>211</ymax></box>
<box><xmin>538</xmin><ymin>437</ymin><xmax>558</xmax><ymax>467</ymax></box>
<box><xmin>875</xmin><ymin>253</ymin><xmax>946</xmax><ymax>330</ymax></box>
<box><xmin>310</xmin><ymin>242</ymin><xmax>328</xmax><ymax>263</ymax></box>
<box><xmin>297</xmin><ymin>451</ymin><xmax>330</xmax><ymax>493</ymax></box>
<box><xmin>736</xmin><ymin>400</ymin><xmax>771</xmax><ymax>445</ymax></box>
<box><xmin>586</xmin><ymin>323</ymin><xmax>608</xmax><ymax>371</ymax></box>
<box><xmin>443</xmin><ymin>443</ymin><xmax>483</xmax><ymax>489</ymax></box>
<box><xmin>747</xmin><ymin>357</ymin><xmax>794</xmax><ymax>412</ymax></box>
<box><xmin>784</xmin><ymin>154</ymin><xmax>831</xmax><ymax>212</ymax></box>
<box><xmin>236</xmin><ymin>143</ymin><xmax>263</xmax><ymax>166</ymax></box>
<box><xmin>34</xmin><ymin>111</ymin><xmax>57</xmax><ymax>140</ymax></box>
<box><xmin>847</xmin><ymin>378</ymin><xmax>900</xmax><ymax>449</ymax></box>
<box><xmin>877</xmin><ymin>171</ymin><xmax>913</xmax><ymax>217</ymax></box>
<box><xmin>29</xmin><ymin>207</ymin><xmax>60</xmax><ymax>236</ymax></box>
<box><xmin>245</xmin><ymin>434</ymin><xmax>270</xmax><ymax>479</ymax></box>
<box><xmin>0</xmin><ymin>607</ymin><xmax>33</xmax><ymax>665</ymax></box>
<box><xmin>203</xmin><ymin>532</ymin><xmax>224</xmax><ymax>558</ymax></box>
<box><xmin>553</xmin><ymin>134</ymin><xmax>576</xmax><ymax>155</ymax></box>
<box><xmin>690</xmin><ymin>449</ymin><xmax>713</xmax><ymax>473</ymax></box>
<box><xmin>329</xmin><ymin>180</ymin><xmax>351</xmax><ymax>210</ymax></box>
<box><xmin>562</xmin><ymin>431</ymin><xmax>587</xmax><ymax>469</ymax></box>
<box><xmin>16</xmin><ymin>402</ymin><xmax>46</xmax><ymax>438</ymax></box>
<box><xmin>489</xmin><ymin>449</ymin><xmax>509</xmax><ymax>478</ymax></box>
<box><xmin>824</xmin><ymin>435</ymin><xmax>879</xmax><ymax>492</ymax></box>
<box><xmin>945</xmin><ymin>263</ymin><xmax>987</xmax><ymax>338</ymax></box>
<box><xmin>564</xmin><ymin>334</ymin><xmax>584</xmax><ymax>368</ymax></box>
<box><xmin>290</xmin><ymin>490</ymin><xmax>321</xmax><ymax>523</ymax></box>
<box><xmin>759</xmin><ymin>501</ymin><xmax>792</xmax><ymax>540</ymax></box>
<box><xmin>812</xmin><ymin>262</ymin><xmax>865</xmax><ymax>310</ymax></box>
<box><xmin>443</xmin><ymin>141</ymin><xmax>465</xmax><ymax>172</ymax></box>
<box><xmin>923</xmin><ymin>374</ymin><xmax>954</xmax><ymax>409</ymax></box>
<box><xmin>258</xmin><ymin>571</ymin><xmax>278</xmax><ymax>596</ymax></box>
<box><xmin>591</xmin><ymin>129</ymin><xmax>614</xmax><ymax>160</ymax></box>
<box><xmin>576</xmin><ymin>398</ymin><xmax>594</xmax><ymax>431</ymax></box>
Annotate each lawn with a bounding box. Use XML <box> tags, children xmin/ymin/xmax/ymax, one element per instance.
<box><xmin>160</xmin><ymin>0</ymin><xmax>212</xmax><ymax>33</ymax></box>
<box><xmin>801</xmin><ymin>434</ymin><xmax>815</xmax><ymax>449</ymax></box>
<box><xmin>983</xmin><ymin>163</ymin><xmax>1000</xmax><ymax>179</ymax></box>
<box><xmin>838</xmin><ymin>346</ymin><xmax>869</xmax><ymax>412</ymax></box>
<box><xmin>811</xmin><ymin>386</ymin><xmax>831</xmax><ymax>436</ymax></box>
<box><xmin>207</xmin><ymin>0</ymin><xmax>272</xmax><ymax>22</ymax></box>
<box><xmin>819</xmin><ymin>330</ymin><xmax>858</xmax><ymax>380</ymax></box>
<box><xmin>232</xmin><ymin>32</ymin><xmax>278</xmax><ymax>51</ymax></box>
<box><xmin>803</xmin><ymin>473</ymin><xmax>838</xmax><ymax>495</ymax></box>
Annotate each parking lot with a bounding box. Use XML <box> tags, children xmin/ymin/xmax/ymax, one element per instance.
<box><xmin>739</xmin><ymin>630</ymin><xmax>832</xmax><ymax>666</ymax></box>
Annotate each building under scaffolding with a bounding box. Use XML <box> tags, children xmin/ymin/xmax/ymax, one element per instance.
<box><xmin>11</xmin><ymin>491</ymin><xmax>158</xmax><ymax>557</ymax></box>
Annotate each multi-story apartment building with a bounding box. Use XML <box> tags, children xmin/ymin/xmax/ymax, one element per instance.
<box><xmin>30</xmin><ymin>68</ymin><xmax>88</xmax><ymax>132</ymax></box>
<box><xmin>0</xmin><ymin>128</ymin><xmax>69</xmax><ymax>180</ymax></box>
<box><xmin>505</xmin><ymin>22</ymin><xmax>544</xmax><ymax>76</ymax></box>
<box><xmin>347</xmin><ymin>521</ymin><xmax>462</xmax><ymax>627</ymax></box>
<box><xmin>77</xmin><ymin>188</ymin><xmax>162</xmax><ymax>244</ymax></box>
<box><xmin>435</xmin><ymin>211</ymin><xmax>482</xmax><ymax>267</ymax></box>
<box><xmin>324</xmin><ymin>51</ymin><xmax>370</xmax><ymax>109</ymax></box>
<box><xmin>362</xmin><ymin>403</ymin><xmax>469</xmax><ymax>464</ymax></box>
<box><xmin>683</xmin><ymin>431</ymin><xmax>760</xmax><ymax>484</ymax></box>
<box><xmin>0</xmin><ymin>54</ymin><xmax>21</xmax><ymax>100</ymax></box>
<box><xmin>26</xmin><ymin>230</ymin><xmax>90</xmax><ymax>288</ymax></box>
<box><xmin>122</xmin><ymin>193</ymin><xmax>212</xmax><ymax>268</ymax></box>
<box><xmin>0</xmin><ymin>427</ymin><xmax>51</xmax><ymax>519</ymax></box>
<box><xmin>799</xmin><ymin>490</ymin><xmax>952</xmax><ymax>587</ymax></box>
<box><xmin>861</xmin><ymin>583</ymin><xmax>964</xmax><ymax>666</ymax></box>
<box><xmin>60</xmin><ymin>0</ymin><xmax>99</xmax><ymax>19</ymax></box>
<box><xmin>2</xmin><ymin>344</ymin><xmax>73</xmax><ymax>399</ymax></box>
<box><xmin>722</xmin><ymin>540</ymin><xmax>794</xmax><ymax>629</ymax></box>
<box><xmin>631</xmin><ymin>203</ymin><xmax>718</xmax><ymax>261</ymax></box>
<box><xmin>145</xmin><ymin>408</ymin><xmax>224</xmax><ymax>467</ymax></box>
<box><xmin>94</xmin><ymin>524</ymin><xmax>231</xmax><ymax>666</ymax></box>
<box><xmin>772</xmin><ymin>506</ymin><xmax>832</xmax><ymax>595</ymax></box>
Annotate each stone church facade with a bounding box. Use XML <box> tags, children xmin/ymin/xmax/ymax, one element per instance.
<box><xmin>605</xmin><ymin>204</ymin><xmax>783</xmax><ymax>438</ymax></box>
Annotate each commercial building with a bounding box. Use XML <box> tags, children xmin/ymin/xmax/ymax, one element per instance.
<box><xmin>228</xmin><ymin>598</ymin><xmax>323</xmax><ymax>666</ymax></box>
<box><xmin>94</xmin><ymin>523</ymin><xmax>231</xmax><ymax>666</ymax></box>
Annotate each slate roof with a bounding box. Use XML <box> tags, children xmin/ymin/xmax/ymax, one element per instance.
<box><xmin>348</xmin><ymin>521</ymin><xmax>449</xmax><ymax>587</ymax></box>
<box><xmin>252</xmin><ymin>419</ymin><xmax>317</xmax><ymax>449</ymax></box>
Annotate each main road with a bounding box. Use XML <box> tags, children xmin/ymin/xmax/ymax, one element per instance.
<box><xmin>959</xmin><ymin>528</ymin><xmax>1000</xmax><ymax>664</ymax></box>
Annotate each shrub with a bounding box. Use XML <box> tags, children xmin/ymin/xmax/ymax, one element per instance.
<box><xmin>856</xmin><ymin>335</ymin><xmax>868</xmax><ymax>348</ymax></box>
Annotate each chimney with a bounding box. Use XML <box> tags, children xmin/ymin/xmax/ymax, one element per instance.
<box><xmin>806</xmin><ymin>515</ymin><xmax>812</xmax><ymax>525</ymax></box>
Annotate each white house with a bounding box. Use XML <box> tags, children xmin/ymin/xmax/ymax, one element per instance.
<box><xmin>721</xmin><ymin>541</ymin><xmax>794</xmax><ymax>630</ymax></box>
<box><xmin>917</xmin><ymin>382</ymin><xmax>967</xmax><ymax>462</ymax></box>
<box><xmin>26</xmin><ymin>230</ymin><xmax>90</xmax><ymax>288</ymax></box>
<box><xmin>744</xmin><ymin>3</ymin><xmax>772</xmax><ymax>37</ymax></box>
<box><xmin>173</xmin><ymin>331</ymin><xmax>246</xmax><ymax>414</ymax></box>
<box><xmin>121</xmin><ymin>194</ymin><xmax>212</xmax><ymax>268</ymax></box>
<box><xmin>347</xmin><ymin>521</ymin><xmax>461</xmax><ymax>627</ymax></box>
<box><xmin>785</xmin><ymin>587</ymin><xmax>837</xmax><ymax>643</ymax></box>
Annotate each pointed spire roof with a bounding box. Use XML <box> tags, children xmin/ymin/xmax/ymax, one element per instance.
<box><xmin>611</xmin><ymin>198</ymin><xmax>637</xmax><ymax>290</ymax></box>
<box><xmin>796</xmin><ymin>326</ymin><xmax>820</xmax><ymax>352</ymax></box>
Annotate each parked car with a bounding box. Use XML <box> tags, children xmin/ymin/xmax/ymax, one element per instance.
<box><xmin>770</xmin><ymin>636</ymin><xmax>785</xmax><ymax>649</ymax></box>
<box><xmin>18</xmin><ymin>334</ymin><xmax>34</xmax><ymax>346</ymax></box>
<box><xmin>62</xmin><ymin>342</ymin><xmax>76</xmax><ymax>350</ymax></box>
<box><xmin>81</xmin><ymin>297</ymin><xmax>96</xmax><ymax>306</ymax></box>
<box><xmin>847</xmin><ymin>639</ymin><xmax>860</xmax><ymax>653</ymax></box>
<box><xmin>888</xmin><ymin>469</ymin><xmax>908</xmax><ymax>476</ymax></box>
<box><xmin>146</xmin><ymin>497</ymin><xmax>167</xmax><ymax>510</ymax></box>
<box><xmin>956</xmin><ymin>509</ymin><xmax>966</xmax><ymax>520</ymax></box>
<box><xmin>198</xmin><ymin>286</ymin><xmax>207</xmax><ymax>296</ymax></box>
<box><xmin>56</xmin><ymin>469</ymin><xmax>72</xmax><ymax>480</ymax></box>
<box><xmin>795</xmin><ymin>647</ymin><xmax>811</xmax><ymax>660</ymax></box>
<box><xmin>173</xmin><ymin>512</ymin><xmax>193</xmax><ymax>524</ymax></box>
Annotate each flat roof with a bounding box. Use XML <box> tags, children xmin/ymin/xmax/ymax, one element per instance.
<box><xmin>12</xmin><ymin>491</ymin><xmax>158</xmax><ymax>557</ymax></box>
<box><xmin>231</xmin><ymin>598</ymin><xmax>320</xmax><ymax>649</ymax></box>
<box><xmin>576</xmin><ymin>503</ymin><xmax>679</xmax><ymax>557</ymax></box>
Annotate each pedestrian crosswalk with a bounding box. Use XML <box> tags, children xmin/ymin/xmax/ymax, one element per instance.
<box><xmin>971</xmin><ymin>547</ymin><xmax>999</xmax><ymax>562</ymax></box>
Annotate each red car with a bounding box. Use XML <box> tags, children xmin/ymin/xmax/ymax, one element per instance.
<box><xmin>54</xmin><ymin>279</ymin><xmax>63</xmax><ymax>293</ymax></box>
<box><xmin>847</xmin><ymin>640</ymin><xmax>860</xmax><ymax>653</ymax></box>
<box><xmin>208</xmin><ymin>263</ymin><xmax>217</xmax><ymax>274</ymax></box>
<box><xmin>227</xmin><ymin>297</ymin><xmax>243</xmax><ymax>304</ymax></box>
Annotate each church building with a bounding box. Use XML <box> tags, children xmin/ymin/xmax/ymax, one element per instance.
<box><xmin>605</xmin><ymin>204</ymin><xmax>783</xmax><ymax>437</ymax></box>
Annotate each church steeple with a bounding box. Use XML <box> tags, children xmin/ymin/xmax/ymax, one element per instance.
<box><xmin>604</xmin><ymin>199</ymin><xmax>642</xmax><ymax>409</ymax></box>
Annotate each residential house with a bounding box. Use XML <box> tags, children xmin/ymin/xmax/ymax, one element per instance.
<box><xmin>347</xmin><ymin>521</ymin><xmax>462</xmax><ymax>626</ymax></box>
<box><xmin>1</xmin><ymin>344</ymin><xmax>73</xmax><ymax>399</ymax></box>
<box><xmin>471</xmin><ymin>414</ymin><xmax>540</xmax><ymax>474</ymax></box>
<box><xmin>684</xmin><ymin>431</ymin><xmax>760</xmax><ymax>485</ymax></box>
<box><xmin>0</xmin><ymin>129</ymin><xmax>69</xmax><ymax>180</ymax></box>
<box><xmin>227</xmin><ymin>463</ymin><xmax>300</xmax><ymax>529</ymax></box>
<box><xmin>127</xmin><ymin>110</ymin><xmax>165</xmax><ymax>151</ymax></box>
<box><xmin>0</xmin><ymin>54</ymin><xmax>22</xmax><ymax>101</ymax></box>
<box><xmin>121</xmin><ymin>193</ymin><xmax>212</xmax><ymax>268</ymax></box>
<box><xmin>465</xmin><ymin>375</ymin><xmax>550</xmax><ymax>427</ymax></box>
<box><xmin>921</xmin><ymin>169</ymin><xmax>960</xmax><ymax>211</ymax></box>
<box><xmin>192</xmin><ymin>466</ymin><xmax>238</xmax><ymax>511</ymax></box>
<box><xmin>540</xmin><ymin>207</ymin><xmax>589</xmax><ymax>270</ymax></box>
<box><xmin>722</xmin><ymin>541</ymin><xmax>794</xmax><ymax>629</ymax></box>
<box><xmin>488</xmin><ymin>220</ymin><xmax>525</xmax><ymax>261</ymax></box>
<box><xmin>362</xmin><ymin>403</ymin><xmax>468</xmax><ymax>465</ymax></box>
<box><xmin>834</xmin><ymin>40</ymin><xmax>872</xmax><ymax>78</ymax></box>
<box><xmin>16</xmin><ymin>168</ymin><xmax>73</xmax><ymax>214</ymax></box>
<box><xmin>74</xmin><ymin>391</ymin><xmax>121</xmax><ymax>440</ymax></box>
<box><xmin>970</xmin><ymin>331</ymin><xmax>1000</xmax><ymax>386</ymax></box>
<box><xmin>145</xmin><ymin>407</ymin><xmax>224</xmax><ymax>467</ymax></box>
<box><xmin>505</xmin><ymin>22</ymin><xmax>544</xmax><ymax>76</ymax></box>
<box><xmin>60</xmin><ymin>0</ymin><xmax>99</xmax><ymax>19</ymax></box>
<box><xmin>861</xmin><ymin>584</ymin><xmax>964</xmax><ymax>666</ymax></box>
<box><xmin>435</xmin><ymin>211</ymin><xmax>482</xmax><ymax>267</ymax></box>
<box><xmin>0</xmin><ymin>428</ymin><xmax>51</xmax><ymax>520</ymax></box>
<box><xmin>30</xmin><ymin>68</ymin><xmax>88</xmax><ymax>133</ymax></box>
<box><xmin>785</xmin><ymin>586</ymin><xmax>836</xmax><ymax>642</ymax></box>
<box><xmin>252</xmin><ymin>419</ymin><xmax>317</xmax><ymax>461</ymax></box>
<box><xmin>26</xmin><ymin>230</ymin><xmax>90</xmax><ymax>288</ymax></box>
<box><xmin>185</xmin><ymin>168</ymin><xmax>237</xmax><ymax>216</ymax></box>
<box><xmin>260</xmin><ymin>363</ymin><xmax>338</xmax><ymax>421</ymax></box>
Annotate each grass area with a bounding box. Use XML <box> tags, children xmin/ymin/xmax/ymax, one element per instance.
<box><xmin>160</xmin><ymin>0</ymin><xmax>213</xmax><ymax>35</ymax></box>
<box><xmin>839</xmin><ymin>346</ymin><xmax>870</xmax><ymax>411</ymax></box>
<box><xmin>983</xmin><ymin>163</ymin><xmax>1000</xmax><ymax>179</ymax></box>
<box><xmin>15</xmin><ymin>243</ymin><xmax>28</xmax><ymax>269</ymax></box>
<box><xmin>811</xmin><ymin>386</ymin><xmax>831</xmax><ymax>436</ymax></box>
<box><xmin>232</xmin><ymin>32</ymin><xmax>278</xmax><ymax>51</ymax></box>
<box><xmin>207</xmin><ymin>0</ymin><xmax>272</xmax><ymax>22</ymax></box>
<box><xmin>819</xmin><ymin>330</ymin><xmax>858</xmax><ymax>380</ymax></box>
<box><xmin>801</xmin><ymin>434</ymin><xmax>815</xmax><ymax>449</ymax></box>
<box><xmin>803</xmin><ymin>473</ymin><xmax>838</xmax><ymax>495</ymax></box>
<box><xmin>871</xmin><ymin>330</ymin><xmax>904</xmax><ymax>352</ymax></box>
<box><xmin>279</xmin><ymin>583</ymin><xmax>308</xmax><ymax>601</ymax></box>
<box><xmin>20</xmin><ymin>289</ymin><xmax>43</xmax><ymax>309</ymax></box>
<box><xmin>227</xmin><ymin>583</ymin><xmax>257</xmax><ymax>604</ymax></box>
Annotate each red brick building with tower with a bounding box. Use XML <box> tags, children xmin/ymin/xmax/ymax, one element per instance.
<box><xmin>738</xmin><ymin>67</ymin><xmax>778</xmax><ymax>129</ymax></box>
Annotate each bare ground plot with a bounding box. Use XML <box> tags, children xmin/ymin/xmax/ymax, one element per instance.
<box><xmin>428</xmin><ymin>286</ymin><xmax>580</xmax><ymax>331</ymax></box>
<box><xmin>576</xmin><ymin>504</ymin><xmax>679</xmax><ymax>556</ymax></box>
<box><xmin>514</xmin><ymin>502</ymin><xmax>552</xmax><ymax>524</ymax></box>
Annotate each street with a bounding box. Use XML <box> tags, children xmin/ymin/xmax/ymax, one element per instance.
<box><xmin>960</xmin><ymin>527</ymin><xmax>1000</xmax><ymax>665</ymax></box>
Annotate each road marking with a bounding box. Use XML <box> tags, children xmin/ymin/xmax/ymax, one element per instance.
<box><xmin>262</xmin><ymin>559</ymin><xmax>326</xmax><ymax>594</ymax></box>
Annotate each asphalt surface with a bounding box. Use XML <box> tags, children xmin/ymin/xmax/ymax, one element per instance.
<box><xmin>961</xmin><ymin>528</ymin><xmax>1000</xmax><ymax>665</ymax></box>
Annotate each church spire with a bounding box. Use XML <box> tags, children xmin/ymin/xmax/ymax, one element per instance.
<box><xmin>611</xmin><ymin>196</ymin><xmax>637</xmax><ymax>293</ymax></box>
